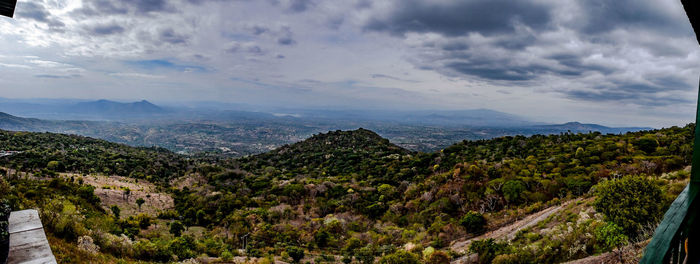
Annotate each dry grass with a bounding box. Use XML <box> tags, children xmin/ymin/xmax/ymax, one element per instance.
<box><xmin>60</xmin><ymin>173</ymin><xmax>174</xmax><ymax>218</ymax></box>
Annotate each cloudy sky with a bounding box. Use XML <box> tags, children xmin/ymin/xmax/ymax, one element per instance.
<box><xmin>0</xmin><ymin>0</ymin><xmax>698</xmax><ymax>127</ymax></box>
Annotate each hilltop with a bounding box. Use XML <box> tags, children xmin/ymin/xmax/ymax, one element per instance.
<box><xmin>238</xmin><ymin>128</ymin><xmax>412</xmax><ymax>178</ymax></box>
<box><xmin>69</xmin><ymin>99</ymin><xmax>166</xmax><ymax>117</ymax></box>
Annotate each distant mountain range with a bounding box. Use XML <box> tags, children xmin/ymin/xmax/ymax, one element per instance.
<box><xmin>71</xmin><ymin>99</ymin><xmax>164</xmax><ymax>116</ymax></box>
<box><xmin>0</xmin><ymin>98</ymin><xmax>167</xmax><ymax>120</ymax></box>
<box><xmin>533</xmin><ymin>122</ymin><xmax>651</xmax><ymax>134</ymax></box>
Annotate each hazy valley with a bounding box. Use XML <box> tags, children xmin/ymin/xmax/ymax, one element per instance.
<box><xmin>0</xmin><ymin>99</ymin><xmax>651</xmax><ymax>156</ymax></box>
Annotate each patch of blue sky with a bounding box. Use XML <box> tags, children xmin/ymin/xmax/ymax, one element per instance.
<box><xmin>126</xmin><ymin>59</ymin><xmax>208</xmax><ymax>73</ymax></box>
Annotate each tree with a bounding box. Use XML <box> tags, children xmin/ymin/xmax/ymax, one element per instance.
<box><xmin>594</xmin><ymin>176</ymin><xmax>664</xmax><ymax>236</ymax></box>
<box><xmin>110</xmin><ymin>205</ymin><xmax>120</xmax><ymax>219</ymax></box>
<box><xmin>286</xmin><ymin>246</ymin><xmax>304</xmax><ymax>263</ymax></box>
<box><xmin>355</xmin><ymin>245</ymin><xmax>376</xmax><ymax>264</ymax></box>
<box><xmin>460</xmin><ymin>211</ymin><xmax>486</xmax><ymax>235</ymax></box>
<box><xmin>378</xmin><ymin>250</ymin><xmax>420</xmax><ymax>264</ymax></box>
<box><xmin>136</xmin><ymin>198</ymin><xmax>145</xmax><ymax>211</ymax></box>
<box><xmin>123</xmin><ymin>187</ymin><xmax>131</xmax><ymax>201</ymax></box>
<box><xmin>314</xmin><ymin>230</ymin><xmax>330</xmax><ymax>248</ymax></box>
<box><xmin>169</xmin><ymin>221</ymin><xmax>185</xmax><ymax>237</ymax></box>
<box><xmin>344</xmin><ymin>237</ymin><xmax>364</xmax><ymax>253</ymax></box>
<box><xmin>634</xmin><ymin>138</ymin><xmax>658</xmax><ymax>154</ymax></box>
<box><xmin>502</xmin><ymin>180</ymin><xmax>525</xmax><ymax>204</ymax></box>
<box><xmin>596</xmin><ymin>222</ymin><xmax>628</xmax><ymax>263</ymax></box>
<box><xmin>136</xmin><ymin>214</ymin><xmax>151</xmax><ymax>229</ymax></box>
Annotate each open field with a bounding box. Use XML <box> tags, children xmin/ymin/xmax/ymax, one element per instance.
<box><xmin>59</xmin><ymin>173</ymin><xmax>173</xmax><ymax>218</ymax></box>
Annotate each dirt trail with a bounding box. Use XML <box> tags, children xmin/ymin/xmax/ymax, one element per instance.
<box><xmin>562</xmin><ymin>252</ymin><xmax>615</xmax><ymax>264</ymax></box>
<box><xmin>450</xmin><ymin>199</ymin><xmax>579</xmax><ymax>263</ymax></box>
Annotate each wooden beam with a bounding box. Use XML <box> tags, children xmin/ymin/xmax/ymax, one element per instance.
<box><xmin>681</xmin><ymin>0</ymin><xmax>700</xmax><ymax>45</ymax></box>
<box><xmin>7</xmin><ymin>210</ymin><xmax>56</xmax><ymax>264</ymax></box>
<box><xmin>0</xmin><ymin>0</ymin><xmax>16</xmax><ymax>18</ymax></box>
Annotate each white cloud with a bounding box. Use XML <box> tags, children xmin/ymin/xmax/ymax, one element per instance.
<box><xmin>0</xmin><ymin>0</ymin><xmax>697</xmax><ymax>127</ymax></box>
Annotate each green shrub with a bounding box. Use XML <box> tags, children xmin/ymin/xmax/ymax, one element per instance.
<box><xmin>469</xmin><ymin>239</ymin><xmax>510</xmax><ymax>264</ymax></box>
<box><xmin>595</xmin><ymin>222</ymin><xmax>628</xmax><ymax>251</ymax></box>
<box><xmin>286</xmin><ymin>246</ymin><xmax>305</xmax><ymax>263</ymax></box>
<box><xmin>594</xmin><ymin>176</ymin><xmax>664</xmax><ymax>236</ymax></box>
<box><xmin>460</xmin><ymin>211</ymin><xmax>486</xmax><ymax>235</ymax></box>
<box><xmin>169</xmin><ymin>221</ymin><xmax>185</xmax><ymax>237</ymax></box>
<box><xmin>378</xmin><ymin>250</ymin><xmax>420</xmax><ymax>264</ymax></box>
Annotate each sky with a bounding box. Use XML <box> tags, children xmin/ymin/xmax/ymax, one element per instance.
<box><xmin>0</xmin><ymin>0</ymin><xmax>699</xmax><ymax>127</ymax></box>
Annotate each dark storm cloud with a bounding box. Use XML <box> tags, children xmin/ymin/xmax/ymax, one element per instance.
<box><xmin>226</xmin><ymin>42</ymin><xmax>265</xmax><ymax>55</ymax></box>
<box><xmin>77</xmin><ymin>0</ymin><xmax>173</xmax><ymax>16</ymax></box>
<box><xmin>277</xmin><ymin>37</ymin><xmax>295</xmax><ymax>45</ymax></box>
<box><xmin>561</xmin><ymin>75</ymin><xmax>694</xmax><ymax>107</ymax></box>
<box><xmin>248</xmin><ymin>25</ymin><xmax>269</xmax><ymax>35</ymax></box>
<box><xmin>649</xmin><ymin>76</ymin><xmax>693</xmax><ymax>90</ymax></box>
<box><xmin>242</xmin><ymin>24</ymin><xmax>296</xmax><ymax>46</ymax></box>
<box><xmin>433</xmin><ymin>50</ymin><xmax>613</xmax><ymax>82</ymax></box>
<box><xmin>15</xmin><ymin>1</ymin><xmax>65</xmax><ymax>31</ymax></box>
<box><xmin>361</xmin><ymin>0</ymin><xmax>697</xmax><ymax>108</ymax></box>
<box><xmin>15</xmin><ymin>2</ymin><xmax>50</xmax><ymax>22</ymax></box>
<box><xmin>326</xmin><ymin>16</ymin><xmax>344</xmax><ymax>30</ymax></box>
<box><xmin>577</xmin><ymin>0</ymin><xmax>693</xmax><ymax>36</ymax></box>
<box><xmin>354</xmin><ymin>0</ymin><xmax>372</xmax><ymax>9</ymax></box>
<box><xmin>371</xmin><ymin>74</ymin><xmax>420</xmax><ymax>83</ymax></box>
<box><xmin>269</xmin><ymin>0</ymin><xmax>315</xmax><ymax>13</ymax></box>
<box><xmin>363</xmin><ymin>0</ymin><xmax>552</xmax><ymax>36</ymax></box>
<box><xmin>565</xmin><ymin>90</ymin><xmax>691</xmax><ymax>107</ymax></box>
<box><xmin>546</xmin><ymin>54</ymin><xmax>616</xmax><ymax>75</ymax></box>
<box><xmin>159</xmin><ymin>28</ymin><xmax>189</xmax><ymax>45</ymax></box>
<box><xmin>34</xmin><ymin>74</ymin><xmax>81</xmax><ymax>79</ymax></box>
<box><xmin>88</xmin><ymin>24</ymin><xmax>126</xmax><ymax>35</ymax></box>
<box><xmin>286</xmin><ymin>0</ymin><xmax>314</xmax><ymax>12</ymax></box>
<box><xmin>276</xmin><ymin>26</ymin><xmax>296</xmax><ymax>45</ymax></box>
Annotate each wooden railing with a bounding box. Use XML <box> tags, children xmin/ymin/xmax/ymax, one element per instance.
<box><xmin>640</xmin><ymin>1</ymin><xmax>699</xmax><ymax>263</ymax></box>
<box><xmin>640</xmin><ymin>184</ymin><xmax>698</xmax><ymax>263</ymax></box>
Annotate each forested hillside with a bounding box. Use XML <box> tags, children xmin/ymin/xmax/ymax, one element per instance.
<box><xmin>0</xmin><ymin>125</ymin><xmax>692</xmax><ymax>263</ymax></box>
<box><xmin>0</xmin><ymin>130</ymin><xmax>194</xmax><ymax>181</ymax></box>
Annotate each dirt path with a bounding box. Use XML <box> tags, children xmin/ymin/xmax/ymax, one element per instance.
<box><xmin>450</xmin><ymin>199</ymin><xmax>579</xmax><ymax>263</ymax></box>
<box><xmin>562</xmin><ymin>252</ymin><xmax>615</xmax><ymax>264</ymax></box>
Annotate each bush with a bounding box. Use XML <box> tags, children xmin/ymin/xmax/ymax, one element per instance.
<box><xmin>469</xmin><ymin>239</ymin><xmax>509</xmax><ymax>264</ymax></box>
<box><xmin>314</xmin><ymin>230</ymin><xmax>330</xmax><ymax>248</ymax></box>
<box><xmin>634</xmin><ymin>138</ymin><xmax>658</xmax><ymax>154</ymax></box>
<box><xmin>169</xmin><ymin>235</ymin><xmax>196</xmax><ymax>259</ymax></box>
<box><xmin>426</xmin><ymin>250</ymin><xmax>450</xmax><ymax>264</ymax></box>
<box><xmin>502</xmin><ymin>180</ymin><xmax>525</xmax><ymax>204</ymax></box>
<box><xmin>594</xmin><ymin>176</ymin><xmax>664</xmax><ymax>236</ymax></box>
<box><xmin>378</xmin><ymin>250</ymin><xmax>420</xmax><ymax>264</ymax></box>
<box><xmin>286</xmin><ymin>246</ymin><xmax>305</xmax><ymax>263</ymax></box>
<box><xmin>460</xmin><ymin>211</ymin><xmax>486</xmax><ymax>235</ymax></box>
<box><xmin>169</xmin><ymin>221</ymin><xmax>185</xmax><ymax>237</ymax></box>
<box><xmin>595</xmin><ymin>222</ymin><xmax>628</xmax><ymax>251</ymax></box>
<box><xmin>355</xmin><ymin>245</ymin><xmax>376</xmax><ymax>264</ymax></box>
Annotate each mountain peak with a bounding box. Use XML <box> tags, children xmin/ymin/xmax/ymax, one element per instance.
<box><xmin>563</xmin><ymin>121</ymin><xmax>583</xmax><ymax>125</ymax></box>
<box><xmin>72</xmin><ymin>99</ymin><xmax>164</xmax><ymax>116</ymax></box>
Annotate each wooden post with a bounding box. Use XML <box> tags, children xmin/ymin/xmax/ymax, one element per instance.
<box><xmin>682</xmin><ymin>1</ymin><xmax>700</xmax><ymax>262</ymax></box>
